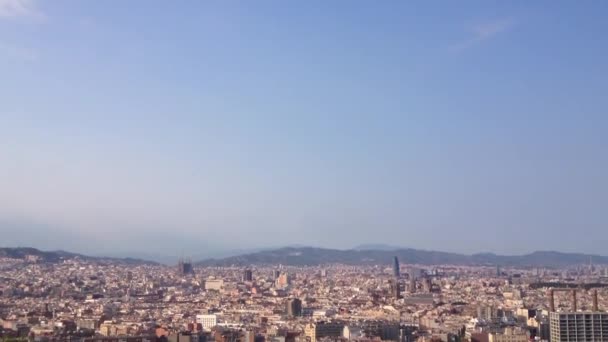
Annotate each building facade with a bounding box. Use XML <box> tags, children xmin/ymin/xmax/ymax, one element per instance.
<box><xmin>549</xmin><ymin>311</ymin><xmax>608</xmax><ymax>342</ymax></box>
<box><xmin>393</xmin><ymin>256</ymin><xmax>400</xmax><ymax>278</ymax></box>
<box><xmin>195</xmin><ymin>315</ymin><xmax>218</xmax><ymax>331</ymax></box>
<box><xmin>488</xmin><ymin>327</ymin><xmax>528</xmax><ymax>342</ymax></box>
<box><xmin>286</xmin><ymin>298</ymin><xmax>302</xmax><ymax>317</ymax></box>
<box><xmin>204</xmin><ymin>279</ymin><xmax>223</xmax><ymax>291</ymax></box>
<box><xmin>304</xmin><ymin>322</ymin><xmax>344</xmax><ymax>342</ymax></box>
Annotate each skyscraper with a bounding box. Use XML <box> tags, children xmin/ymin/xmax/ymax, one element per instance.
<box><xmin>393</xmin><ymin>256</ymin><xmax>400</xmax><ymax>278</ymax></box>
<box><xmin>286</xmin><ymin>298</ymin><xmax>302</xmax><ymax>317</ymax></box>
<box><xmin>242</xmin><ymin>269</ymin><xmax>253</xmax><ymax>282</ymax></box>
<box><xmin>422</xmin><ymin>277</ymin><xmax>432</xmax><ymax>293</ymax></box>
<box><xmin>548</xmin><ymin>289</ymin><xmax>607</xmax><ymax>342</ymax></box>
<box><xmin>549</xmin><ymin>312</ymin><xmax>608</xmax><ymax>342</ymax></box>
<box><xmin>408</xmin><ymin>279</ymin><xmax>417</xmax><ymax>294</ymax></box>
<box><xmin>389</xmin><ymin>278</ymin><xmax>402</xmax><ymax>299</ymax></box>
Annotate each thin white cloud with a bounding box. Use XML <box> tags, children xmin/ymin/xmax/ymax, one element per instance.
<box><xmin>0</xmin><ymin>0</ymin><xmax>43</xmax><ymax>19</ymax></box>
<box><xmin>451</xmin><ymin>17</ymin><xmax>515</xmax><ymax>52</ymax></box>
<box><xmin>0</xmin><ymin>0</ymin><xmax>43</xmax><ymax>61</ymax></box>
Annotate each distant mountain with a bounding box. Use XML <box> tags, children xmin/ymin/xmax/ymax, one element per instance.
<box><xmin>97</xmin><ymin>252</ymin><xmax>180</xmax><ymax>265</ymax></box>
<box><xmin>0</xmin><ymin>247</ymin><xmax>158</xmax><ymax>265</ymax></box>
<box><xmin>196</xmin><ymin>246</ymin><xmax>608</xmax><ymax>267</ymax></box>
<box><xmin>353</xmin><ymin>244</ymin><xmax>403</xmax><ymax>251</ymax></box>
<box><xmin>4</xmin><ymin>246</ymin><xmax>605</xmax><ymax>268</ymax></box>
<box><xmin>103</xmin><ymin>246</ymin><xmax>295</xmax><ymax>265</ymax></box>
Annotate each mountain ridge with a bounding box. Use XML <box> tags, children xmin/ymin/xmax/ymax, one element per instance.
<box><xmin>196</xmin><ymin>246</ymin><xmax>608</xmax><ymax>267</ymax></box>
<box><xmin>2</xmin><ymin>246</ymin><xmax>605</xmax><ymax>268</ymax></box>
<box><xmin>0</xmin><ymin>247</ymin><xmax>158</xmax><ymax>265</ymax></box>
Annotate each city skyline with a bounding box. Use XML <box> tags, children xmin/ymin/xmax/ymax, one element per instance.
<box><xmin>1</xmin><ymin>244</ymin><xmax>608</xmax><ymax>267</ymax></box>
<box><xmin>2</xmin><ymin>0</ymin><xmax>608</xmax><ymax>256</ymax></box>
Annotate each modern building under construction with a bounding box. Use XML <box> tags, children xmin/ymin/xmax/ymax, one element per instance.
<box><xmin>548</xmin><ymin>289</ymin><xmax>608</xmax><ymax>342</ymax></box>
<box><xmin>177</xmin><ymin>257</ymin><xmax>194</xmax><ymax>276</ymax></box>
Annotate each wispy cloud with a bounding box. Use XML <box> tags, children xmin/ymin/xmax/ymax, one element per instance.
<box><xmin>0</xmin><ymin>0</ymin><xmax>43</xmax><ymax>20</ymax></box>
<box><xmin>451</xmin><ymin>17</ymin><xmax>515</xmax><ymax>52</ymax></box>
<box><xmin>0</xmin><ymin>0</ymin><xmax>43</xmax><ymax>61</ymax></box>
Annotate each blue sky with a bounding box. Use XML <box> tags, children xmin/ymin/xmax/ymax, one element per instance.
<box><xmin>1</xmin><ymin>0</ymin><xmax>607</xmax><ymax>258</ymax></box>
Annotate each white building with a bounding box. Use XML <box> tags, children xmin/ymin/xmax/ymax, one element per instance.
<box><xmin>196</xmin><ymin>314</ymin><xmax>217</xmax><ymax>330</ymax></box>
<box><xmin>550</xmin><ymin>312</ymin><xmax>608</xmax><ymax>342</ymax></box>
<box><xmin>343</xmin><ymin>325</ymin><xmax>363</xmax><ymax>340</ymax></box>
<box><xmin>204</xmin><ymin>278</ymin><xmax>223</xmax><ymax>291</ymax></box>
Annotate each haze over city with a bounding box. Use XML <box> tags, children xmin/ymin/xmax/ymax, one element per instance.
<box><xmin>1</xmin><ymin>0</ymin><xmax>608</xmax><ymax>259</ymax></box>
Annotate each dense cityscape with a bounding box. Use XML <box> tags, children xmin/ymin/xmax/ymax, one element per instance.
<box><xmin>2</xmin><ymin>1</ymin><xmax>607</xmax><ymax>342</ymax></box>
<box><xmin>1</xmin><ymin>248</ymin><xmax>608</xmax><ymax>342</ymax></box>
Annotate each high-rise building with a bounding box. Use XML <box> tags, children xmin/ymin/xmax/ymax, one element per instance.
<box><xmin>537</xmin><ymin>319</ymin><xmax>551</xmax><ymax>341</ymax></box>
<box><xmin>547</xmin><ymin>289</ymin><xmax>607</xmax><ymax>342</ymax></box>
<box><xmin>422</xmin><ymin>277</ymin><xmax>432</xmax><ymax>293</ymax></box>
<box><xmin>477</xmin><ymin>305</ymin><xmax>497</xmax><ymax>321</ymax></box>
<box><xmin>389</xmin><ymin>278</ymin><xmax>402</xmax><ymax>299</ymax></box>
<box><xmin>273</xmin><ymin>270</ymin><xmax>281</xmax><ymax>280</ymax></box>
<box><xmin>549</xmin><ymin>312</ymin><xmax>608</xmax><ymax>342</ymax></box>
<box><xmin>400</xmin><ymin>325</ymin><xmax>418</xmax><ymax>342</ymax></box>
<box><xmin>242</xmin><ymin>269</ymin><xmax>253</xmax><ymax>282</ymax></box>
<box><xmin>488</xmin><ymin>327</ymin><xmax>528</xmax><ymax>342</ymax></box>
<box><xmin>393</xmin><ymin>256</ymin><xmax>400</xmax><ymax>278</ymax></box>
<box><xmin>285</xmin><ymin>298</ymin><xmax>302</xmax><ymax>317</ymax></box>
<box><xmin>275</xmin><ymin>273</ymin><xmax>289</xmax><ymax>288</ymax></box>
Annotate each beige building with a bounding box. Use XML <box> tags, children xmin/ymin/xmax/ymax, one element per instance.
<box><xmin>488</xmin><ymin>327</ymin><xmax>528</xmax><ymax>342</ymax></box>
<box><xmin>304</xmin><ymin>322</ymin><xmax>345</xmax><ymax>342</ymax></box>
<box><xmin>204</xmin><ymin>278</ymin><xmax>223</xmax><ymax>291</ymax></box>
<box><xmin>99</xmin><ymin>322</ymin><xmax>131</xmax><ymax>336</ymax></box>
